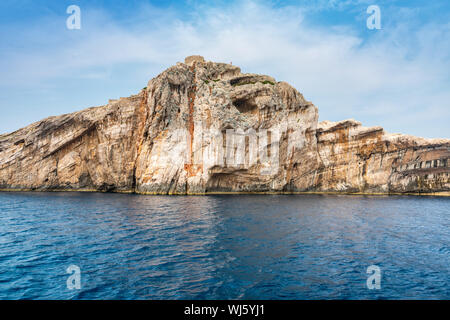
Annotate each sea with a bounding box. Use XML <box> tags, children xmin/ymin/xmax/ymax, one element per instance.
<box><xmin>0</xmin><ymin>192</ymin><xmax>448</xmax><ymax>299</ymax></box>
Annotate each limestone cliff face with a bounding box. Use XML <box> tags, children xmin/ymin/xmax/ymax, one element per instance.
<box><xmin>314</xmin><ymin>120</ymin><xmax>449</xmax><ymax>194</ymax></box>
<box><xmin>0</xmin><ymin>56</ymin><xmax>449</xmax><ymax>195</ymax></box>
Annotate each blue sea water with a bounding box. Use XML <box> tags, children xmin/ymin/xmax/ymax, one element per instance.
<box><xmin>0</xmin><ymin>192</ymin><xmax>448</xmax><ymax>300</ymax></box>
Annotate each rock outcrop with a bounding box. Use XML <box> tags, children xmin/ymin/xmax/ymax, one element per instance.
<box><xmin>0</xmin><ymin>56</ymin><xmax>449</xmax><ymax>195</ymax></box>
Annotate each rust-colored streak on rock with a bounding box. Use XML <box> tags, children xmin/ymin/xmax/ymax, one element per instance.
<box><xmin>184</xmin><ymin>64</ymin><xmax>197</xmax><ymax>178</ymax></box>
<box><xmin>132</xmin><ymin>89</ymin><xmax>149</xmax><ymax>189</ymax></box>
<box><xmin>136</xmin><ymin>90</ymin><xmax>148</xmax><ymax>155</ymax></box>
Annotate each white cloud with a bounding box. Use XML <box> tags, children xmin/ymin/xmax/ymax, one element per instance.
<box><xmin>0</xmin><ymin>0</ymin><xmax>449</xmax><ymax>138</ymax></box>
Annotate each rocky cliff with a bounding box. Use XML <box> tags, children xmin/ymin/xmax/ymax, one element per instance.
<box><xmin>0</xmin><ymin>56</ymin><xmax>449</xmax><ymax>195</ymax></box>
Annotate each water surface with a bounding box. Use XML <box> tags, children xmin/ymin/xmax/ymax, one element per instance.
<box><xmin>0</xmin><ymin>192</ymin><xmax>448</xmax><ymax>299</ymax></box>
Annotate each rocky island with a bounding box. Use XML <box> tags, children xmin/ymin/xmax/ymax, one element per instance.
<box><xmin>0</xmin><ymin>56</ymin><xmax>449</xmax><ymax>195</ymax></box>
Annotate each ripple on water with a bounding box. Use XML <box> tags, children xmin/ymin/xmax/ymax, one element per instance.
<box><xmin>0</xmin><ymin>192</ymin><xmax>448</xmax><ymax>299</ymax></box>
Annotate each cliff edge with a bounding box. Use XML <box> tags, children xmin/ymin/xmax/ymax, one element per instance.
<box><xmin>1</xmin><ymin>56</ymin><xmax>449</xmax><ymax>195</ymax></box>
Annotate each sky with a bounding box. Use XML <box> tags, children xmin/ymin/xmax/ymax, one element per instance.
<box><xmin>0</xmin><ymin>0</ymin><xmax>449</xmax><ymax>138</ymax></box>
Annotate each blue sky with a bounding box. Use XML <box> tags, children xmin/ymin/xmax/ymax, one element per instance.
<box><xmin>1</xmin><ymin>0</ymin><xmax>449</xmax><ymax>137</ymax></box>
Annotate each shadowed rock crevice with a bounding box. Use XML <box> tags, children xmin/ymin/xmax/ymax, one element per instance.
<box><xmin>233</xmin><ymin>98</ymin><xmax>258</xmax><ymax>114</ymax></box>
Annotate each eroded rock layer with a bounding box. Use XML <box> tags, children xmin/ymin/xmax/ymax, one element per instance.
<box><xmin>0</xmin><ymin>56</ymin><xmax>449</xmax><ymax>195</ymax></box>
